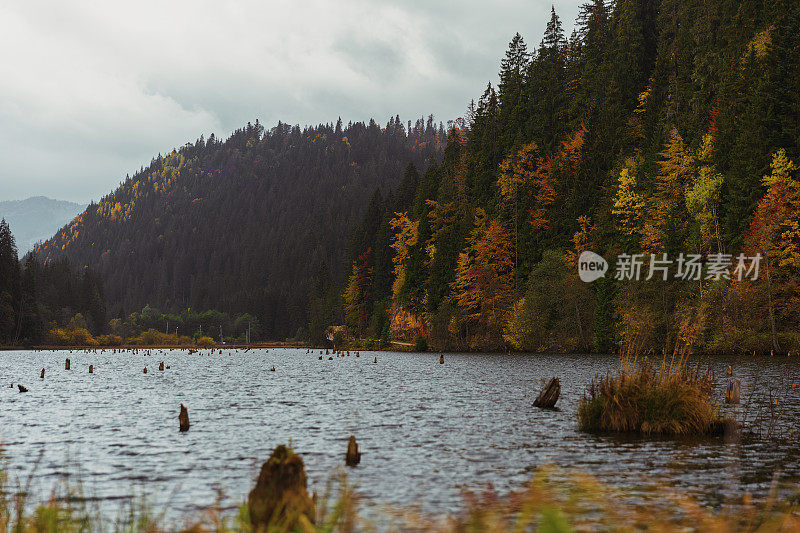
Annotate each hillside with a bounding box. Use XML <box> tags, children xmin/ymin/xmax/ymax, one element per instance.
<box><xmin>338</xmin><ymin>0</ymin><xmax>800</xmax><ymax>353</ymax></box>
<box><xmin>0</xmin><ymin>197</ymin><xmax>85</xmax><ymax>254</ymax></box>
<box><xmin>36</xmin><ymin>118</ymin><xmax>444</xmax><ymax>338</ymax></box>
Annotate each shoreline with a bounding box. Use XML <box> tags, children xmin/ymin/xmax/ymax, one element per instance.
<box><xmin>0</xmin><ymin>343</ymin><xmax>791</xmax><ymax>358</ymax></box>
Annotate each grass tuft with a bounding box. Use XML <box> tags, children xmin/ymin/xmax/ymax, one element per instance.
<box><xmin>578</xmin><ymin>353</ymin><xmax>727</xmax><ymax>435</ymax></box>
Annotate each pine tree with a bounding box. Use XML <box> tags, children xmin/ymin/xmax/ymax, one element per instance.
<box><xmin>0</xmin><ymin>219</ymin><xmax>21</xmax><ymax>344</ymax></box>
<box><xmin>498</xmin><ymin>33</ymin><xmax>530</xmax><ymax>149</ymax></box>
<box><xmin>641</xmin><ymin>127</ymin><xmax>695</xmax><ymax>252</ymax></box>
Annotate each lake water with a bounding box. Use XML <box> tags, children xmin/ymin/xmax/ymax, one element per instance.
<box><xmin>1</xmin><ymin>349</ymin><xmax>800</xmax><ymax>526</ymax></box>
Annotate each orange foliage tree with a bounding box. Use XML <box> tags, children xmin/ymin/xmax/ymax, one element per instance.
<box><xmin>453</xmin><ymin>212</ymin><xmax>515</xmax><ymax>346</ymax></box>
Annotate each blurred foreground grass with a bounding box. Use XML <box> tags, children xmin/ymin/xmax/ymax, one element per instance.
<box><xmin>3</xmin><ymin>460</ymin><xmax>800</xmax><ymax>533</ymax></box>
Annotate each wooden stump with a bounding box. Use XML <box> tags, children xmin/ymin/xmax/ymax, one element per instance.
<box><xmin>18</xmin><ymin>384</ymin><xmax>28</xmax><ymax>393</ymax></box>
<box><xmin>159</xmin><ymin>362</ymin><xmax>164</xmax><ymax>371</ymax></box>
<box><xmin>65</xmin><ymin>358</ymin><xmax>70</xmax><ymax>370</ymax></box>
<box><xmin>89</xmin><ymin>365</ymin><xmax>93</xmax><ymax>373</ymax></box>
<box><xmin>345</xmin><ymin>435</ymin><xmax>361</xmax><ymax>467</ymax></box>
<box><xmin>179</xmin><ymin>403</ymin><xmax>190</xmax><ymax>432</ymax></box>
<box><xmin>40</xmin><ymin>368</ymin><xmax>45</xmax><ymax>379</ymax></box>
<box><xmin>533</xmin><ymin>377</ymin><xmax>560</xmax><ymax>408</ymax></box>
<box><xmin>439</xmin><ymin>354</ymin><xmax>444</xmax><ymax>364</ymax></box>
<box><xmin>725</xmin><ymin>379</ymin><xmax>741</xmax><ymax>404</ymax></box>
<box><xmin>248</xmin><ymin>445</ymin><xmax>314</xmax><ymax>530</ymax></box>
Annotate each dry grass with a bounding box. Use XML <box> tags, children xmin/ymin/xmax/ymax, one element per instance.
<box><xmin>578</xmin><ymin>352</ymin><xmax>727</xmax><ymax>435</ymax></box>
<box><xmin>4</xmin><ymin>461</ymin><xmax>800</xmax><ymax>532</ymax></box>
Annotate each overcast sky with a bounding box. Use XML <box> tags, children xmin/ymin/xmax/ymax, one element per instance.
<box><xmin>0</xmin><ymin>0</ymin><xmax>578</xmax><ymax>203</ymax></box>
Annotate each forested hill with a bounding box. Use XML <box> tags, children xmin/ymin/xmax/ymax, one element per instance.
<box><xmin>338</xmin><ymin>1</ymin><xmax>800</xmax><ymax>353</ymax></box>
<box><xmin>35</xmin><ymin>117</ymin><xmax>444</xmax><ymax>338</ymax></box>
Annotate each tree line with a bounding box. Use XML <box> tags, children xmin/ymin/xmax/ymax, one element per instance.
<box><xmin>0</xmin><ymin>219</ymin><xmax>105</xmax><ymax>345</ymax></box>
<box><xmin>335</xmin><ymin>0</ymin><xmax>800</xmax><ymax>354</ymax></box>
<box><xmin>35</xmin><ymin>117</ymin><xmax>444</xmax><ymax>340</ymax></box>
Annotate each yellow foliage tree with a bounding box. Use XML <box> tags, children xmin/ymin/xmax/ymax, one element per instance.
<box><xmin>685</xmin><ymin>134</ymin><xmax>724</xmax><ymax>252</ymax></box>
<box><xmin>612</xmin><ymin>159</ymin><xmax>645</xmax><ymax>239</ymax></box>
<box><xmin>641</xmin><ymin>127</ymin><xmax>695</xmax><ymax>251</ymax></box>
<box><xmin>343</xmin><ymin>248</ymin><xmax>373</xmax><ymax>331</ymax></box>
<box><xmin>389</xmin><ymin>212</ymin><xmax>419</xmax><ymax>299</ymax></box>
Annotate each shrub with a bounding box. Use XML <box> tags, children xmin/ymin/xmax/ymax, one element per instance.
<box><xmin>95</xmin><ymin>334</ymin><xmax>124</xmax><ymax>346</ymax></box>
<box><xmin>196</xmin><ymin>336</ymin><xmax>216</xmax><ymax>347</ymax></box>
<box><xmin>45</xmin><ymin>327</ymin><xmax>98</xmax><ymax>346</ymax></box>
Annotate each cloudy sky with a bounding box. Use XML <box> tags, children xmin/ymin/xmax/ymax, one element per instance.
<box><xmin>0</xmin><ymin>0</ymin><xmax>578</xmax><ymax>203</ymax></box>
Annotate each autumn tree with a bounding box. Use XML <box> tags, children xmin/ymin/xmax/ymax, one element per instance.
<box><xmin>685</xmin><ymin>133</ymin><xmax>724</xmax><ymax>253</ymax></box>
<box><xmin>611</xmin><ymin>157</ymin><xmax>646</xmax><ymax>244</ymax></box>
<box><xmin>743</xmin><ymin>149</ymin><xmax>800</xmax><ymax>348</ymax></box>
<box><xmin>453</xmin><ymin>213</ymin><xmax>515</xmax><ymax>347</ymax></box>
<box><xmin>343</xmin><ymin>248</ymin><xmax>373</xmax><ymax>333</ymax></box>
<box><xmin>641</xmin><ymin>127</ymin><xmax>695</xmax><ymax>252</ymax></box>
<box><xmin>389</xmin><ymin>212</ymin><xmax>420</xmax><ymax>301</ymax></box>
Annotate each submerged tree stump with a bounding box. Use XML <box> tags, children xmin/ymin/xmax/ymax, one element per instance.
<box><xmin>18</xmin><ymin>384</ymin><xmax>28</xmax><ymax>393</ymax></box>
<box><xmin>40</xmin><ymin>368</ymin><xmax>45</xmax><ymax>379</ymax></box>
<box><xmin>533</xmin><ymin>377</ymin><xmax>560</xmax><ymax>408</ymax></box>
<box><xmin>345</xmin><ymin>435</ymin><xmax>361</xmax><ymax>466</ymax></box>
<box><xmin>159</xmin><ymin>361</ymin><xmax>164</xmax><ymax>371</ymax></box>
<box><xmin>179</xmin><ymin>403</ymin><xmax>190</xmax><ymax>432</ymax></box>
<box><xmin>439</xmin><ymin>354</ymin><xmax>444</xmax><ymax>364</ymax></box>
<box><xmin>65</xmin><ymin>358</ymin><xmax>70</xmax><ymax>370</ymax></box>
<box><xmin>89</xmin><ymin>365</ymin><xmax>93</xmax><ymax>373</ymax></box>
<box><xmin>248</xmin><ymin>445</ymin><xmax>315</xmax><ymax>529</ymax></box>
<box><xmin>725</xmin><ymin>379</ymin><xmax>741</xmax><ymax>404</ymax></box>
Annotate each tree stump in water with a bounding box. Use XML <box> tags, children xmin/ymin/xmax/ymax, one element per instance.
<box><xmin>345</xmin><ymin>435</ymin><xmax>361</xmax><ymax>466</ymax></box>
<box><xmin>159</xmin><ymin>362</ymin><xmax>164</xmax><ymax>371</ymax></box>
<box><xmin>65</xmin><ymin>358</ymin><xmax>70</xmax><ymax>370</ymax></box>
<box><xmin>179</xmin><ymin>403</ymin><xmax>190</xmax><ymax>432</ymax></box>
<box><xmin>725</xmin><ymin>379</ymin><xmax>741</xmax><ymax>404</ymax></box>
<box><xmin>248</xmin><ymin>445</ymin><xmax>314</xmax><ymax>530</ymax></box>
<box><xmin>89</xmin><ymin>365</ymin><xmax>93</xmax><ymax>373</ymax></box>
<box><xmin>533</xmin><ymin>377</ymin><xmax>560</xmax><ymax>408</ymax></box>
<box><xmin>18</xmin><ymin>384</ymin><xmax>28</xmax><ymax>393</ymax></box>
<box><xmin>439</xmin><ymin>354</ymin><xmax>444</xmax><ymax>364</ymax></box>
<box><xmin>40</xmin><ymin>368</ymin><xmax>45</xmax><ymax>379</ymax></box>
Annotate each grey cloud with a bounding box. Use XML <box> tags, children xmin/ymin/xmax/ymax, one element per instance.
<box><xmin>0</xmin><ymin>0</ymin><xmax>582</xmax><ymax>203</ymax></box>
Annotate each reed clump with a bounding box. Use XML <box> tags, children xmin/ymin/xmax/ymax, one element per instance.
<box><xmin>578</xmin><ymin>351</ymin><xmax>727</xmax><ymax>435</ymax></box>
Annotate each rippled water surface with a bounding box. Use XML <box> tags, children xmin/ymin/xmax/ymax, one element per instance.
<box><xmin>2</xmin><ymin>349</ymin><xmax>800</xmax><ymax>524</ymax></box>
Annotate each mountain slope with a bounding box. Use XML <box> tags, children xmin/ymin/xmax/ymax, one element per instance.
<box><xmin>36</xmin><ymin>118</ymin><xmax>443</xmax><ymax>338</ymax></box>
<box><xmin>339</xmin><ymin>0</ymin><xmax>800</xmax><ymax>352</ymax></box>
<box><xmin>0</xmin><ymin>197</ymin><xmax>85</xmax><ymax>254</ymax></box>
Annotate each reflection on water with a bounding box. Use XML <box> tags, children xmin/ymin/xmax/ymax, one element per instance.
<box><xmin>1</xmin><ymin>349</ymin><xmax>799</xmax><ymax>521</ymax></box>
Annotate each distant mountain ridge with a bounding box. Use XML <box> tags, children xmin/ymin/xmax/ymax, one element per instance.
<box><xmin>0</xmin><ymin>196</ymin><xmax>86</xmax><ymax>254</ymax></box>
<box><xmin>35</xmin><ymin>117</ymin><xmax>444</xmax><ymax>338</ymax></box>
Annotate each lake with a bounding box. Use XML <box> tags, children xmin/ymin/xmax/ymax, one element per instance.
<box><xmin>2</xmin><ymin>349</ymin><xmax>800</xmax><ymax>526</ymax></box>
